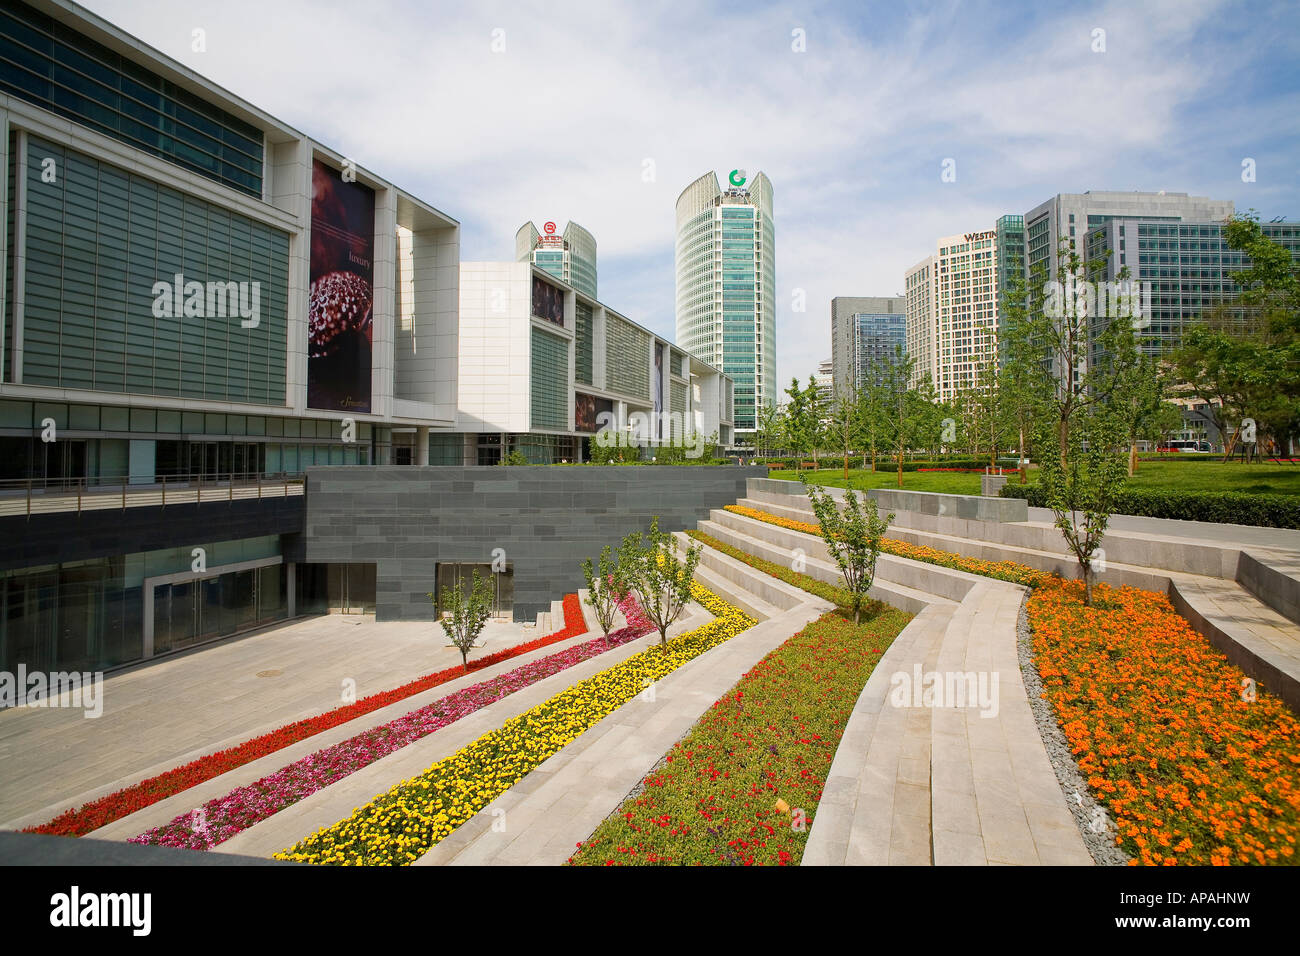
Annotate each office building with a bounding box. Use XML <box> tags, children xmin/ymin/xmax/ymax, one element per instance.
<box><xmin>830</xmin><ymin>295</ymin><xmax>906</xmax><ymax>396</ymax></box>
<box><xmin>515</xmin><ymin>220</ymin><xmax>597</xmax><ymax>300</ymax></box>
<box><xmin>1083</xmin><ymin>216</ymin><xmax>1300</xmax><ymax>360</ymax></box>
<box><xmin>904</xmin><ymin>228</ymin><xmax>1001</xmax><ymax>402</ymax></box>
<box><xmin>449</xmin><ymin>260</ymin><xmax>733</xmax><ymax>465</ymax></box>
<box><xmin>675</xmin><ymin>169</ymin><xmax>775</xmax><ymax>437</ymax></box>
<box><xmin>0</xmin><ymin>0</ymin><xmax>470</xmax><ymax>672</ymax></box>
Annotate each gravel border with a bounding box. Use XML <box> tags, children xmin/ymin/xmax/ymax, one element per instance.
<box><xmin>1017</xmin><ymin>598</ymin><xmax>1131</xmax><ymax>866</ymax></box>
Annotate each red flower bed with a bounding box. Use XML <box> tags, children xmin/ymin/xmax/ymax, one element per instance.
<box><xmin>917</xmin><ymin>467</ymin><xmax>1023</xmax><ymax>474</ymax></box>
<box><xmin>28</xmin><ymin>593</ymin><xmax>588</xmax><ymax>838</ymax></box>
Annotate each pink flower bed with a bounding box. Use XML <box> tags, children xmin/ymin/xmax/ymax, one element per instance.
<box><xmin>130</xmin><ymin>593</ymin><xmax>653</xmax><ymax>850</ymax></box>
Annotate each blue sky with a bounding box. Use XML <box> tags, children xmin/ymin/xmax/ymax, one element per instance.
<box><xmin>83</xmin><ymin>0</ymin><xmax>1300</xmax><ymax>387</ymax></box>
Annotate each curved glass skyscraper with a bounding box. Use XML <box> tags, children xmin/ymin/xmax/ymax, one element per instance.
<box><xmin>674</xmin><ymin>170</ymin><xmax>774</xmax><ymax>436</ymax></box>
<box><xmin>516</xmin><ymin>220</ymin><xmax>597</xmax><ymax>299</ymax></box>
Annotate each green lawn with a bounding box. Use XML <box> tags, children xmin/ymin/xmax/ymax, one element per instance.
<box><xmin>767</xmin><ymin>458</ymin><xmax>1300</xmax><ymax>497</ymax></box>
<box><xmin>1111</xmin><ymin>459</ymin><xmax>1300</xmax><ymax>496</ymax></box>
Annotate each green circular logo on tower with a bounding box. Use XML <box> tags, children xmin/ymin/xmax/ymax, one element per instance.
<box><xmin>728</xmin><ymin>169</ymin><xmax>748</xmax><ymax>187</ymax></box>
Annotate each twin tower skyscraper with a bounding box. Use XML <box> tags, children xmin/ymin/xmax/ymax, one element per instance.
<box><xmin>518</xmin><ymin>168</ymin><xmax>775</xmax><ymax>437</ymax></box>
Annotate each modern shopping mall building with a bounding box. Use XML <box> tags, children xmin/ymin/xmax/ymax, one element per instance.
<box><xmin>0</xmin><ymin>0</ymin><xmax>733</xmax><ymax>675</ymax></box>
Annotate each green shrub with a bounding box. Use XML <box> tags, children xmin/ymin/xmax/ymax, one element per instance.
<box><xmin>999</xmin><ymin>484</ymin><xmax>1300</xmax><ymax>529</ymax></box>
<box><xmin>763</xmin><ymin>458</ymin><xmax>1020</xmax><ymax>473</ymax></box>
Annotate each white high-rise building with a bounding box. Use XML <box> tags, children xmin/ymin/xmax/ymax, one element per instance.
<box><xmin>675</xmin><ymin>169</ymin><xmax>775</xmax><ymax>437</ymax></box>
<box><xmin>904</xmin><ymin>228</ymin><xmax>1000</xmax><ymax>402</ymax></box>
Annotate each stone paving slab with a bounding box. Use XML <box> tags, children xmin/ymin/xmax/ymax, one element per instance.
<box><xmin>804</xmin><ymin>601</ymin><xmax>951</xmax><ymax>866</ymax></box>
<box><xmin>933</xmin><ymin>581</ymin><xmax>1092</xmax><ymax>866</ymax></box>
<box><xmin>415</xmin><ymin>597</ymin><xmax>833</xmax><ymax>866</ymax></box>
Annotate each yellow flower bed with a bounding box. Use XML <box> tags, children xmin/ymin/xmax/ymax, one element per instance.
<box><xmin>274</xmin><ymin>582</ymin><xmax>755</xmax><ymax>865</ymax></box>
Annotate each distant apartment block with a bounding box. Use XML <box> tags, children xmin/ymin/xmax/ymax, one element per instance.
<box><xmin>830</xmin><ymin>296</ymin><xmax>906</xmax><ymax>397</ymax></box>
<box><xmin>905</xmin><ymin>228</ymin><xmax>1001</xmax><ymax>402</ymax></box>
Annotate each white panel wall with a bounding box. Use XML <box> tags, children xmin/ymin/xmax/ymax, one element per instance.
<box><xmin>456</xmin><ymin>262</ymin><xmax>532</xmax><ymax>432</ymax></box>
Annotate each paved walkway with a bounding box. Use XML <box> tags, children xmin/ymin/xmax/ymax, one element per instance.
<box><xmin>88</xmin><ymin>617</ymin><xmax>610</xmax><ymax>842</ymax></box>
<box><xmin>0</xmin><ymin>612</ymin><xmax>549</xmax><ymax>828</ymax></box>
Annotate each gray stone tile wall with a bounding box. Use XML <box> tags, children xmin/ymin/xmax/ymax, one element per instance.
<box><xmin>304</xmin><ymin>466</ymin><xmax>765</xmax><ymax>621</ymax></box>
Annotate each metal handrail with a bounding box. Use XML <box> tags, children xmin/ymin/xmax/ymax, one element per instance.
<box><xmin>0</xmin><ymin>471</ymin><xmax>307</xmax><ymax>518</ymax></box>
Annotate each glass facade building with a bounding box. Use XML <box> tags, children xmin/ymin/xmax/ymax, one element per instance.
<box><xmin>0</xmin><ymin>0</ymin><xmax>264</xmax><ymax>197</ymax></box>
<box><xmin>675</xmin><ymin>171</ymin><xmax>775</xmax><ymax>436</ymax></box>
<box><xmin>515</xmin><ymin>220</ymin><xmax>597</xmax><ymax>299</ymax></box>
<box><xmin>853</xmin><ymin>312</ymin><xmax>907</xmax><ymax>386</ymax></box>
<box><xmin>1083</xmin><ymin>218</ymin><xmax>1300</xmax><ymax>367</ymax></box>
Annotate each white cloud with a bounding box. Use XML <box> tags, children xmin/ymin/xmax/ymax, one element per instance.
<box><xmin>80</xmin><ymin>0</ymin><xmax>1298</xmax><ymax>386</ymax></box>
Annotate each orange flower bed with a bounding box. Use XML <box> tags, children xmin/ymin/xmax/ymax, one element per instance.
<box><xmin>1030</xmin><ymin>577</ymin><xmax>1299</xmax><ymax>866</ymax></box>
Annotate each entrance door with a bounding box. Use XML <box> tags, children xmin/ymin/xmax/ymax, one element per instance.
<box><xmin>327</xmin><ymin>564</ymin><xmax>376</xmax><ymax>614</ymax></box>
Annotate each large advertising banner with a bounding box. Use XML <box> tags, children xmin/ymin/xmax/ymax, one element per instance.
<box><xmin>575</xmin><ymin>393</ymin><xmax>613</xmax><ymax>433</ymax></box>
<box><xmin>308</xmin><ymin>158</ymin><xmax>374</xmax><ymax>412</ymax></box>
<box><xmin>653</xmin><ymin>342</ymin><xmax>664</xmax><ymax>438</ymax></box>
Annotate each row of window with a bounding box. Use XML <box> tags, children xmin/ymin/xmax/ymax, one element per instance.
<box><xmin>0</xmin><ymin>0</ymin><xmax>264</xmax><ymax>196</ymax></box>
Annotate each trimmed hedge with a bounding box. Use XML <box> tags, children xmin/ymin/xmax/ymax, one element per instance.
<box><xmin>999</xmin><ymin>484</ymin><xmax>1300</xmax><ymax>529</ymax></box>
<box><xmin>763</xmin><ymin>457</ymin><xmax>1019</xmax><ymax>473</ymax></box>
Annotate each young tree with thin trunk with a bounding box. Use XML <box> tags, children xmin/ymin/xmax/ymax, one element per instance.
<box><xmin>582</xmin><ymin>544</ymin><xmax>627</xmax><ymax>643</ymax></box>
<box><xmin>431</xmin><ymin>568</ymin><xmax>494</xmax><ymax>669</ymax></box>
<box><xmin>620</xmin><ymin>516</ymin><xmax>702</xmax><ymax>646</ymax></box>
<box><xmin>802</xmin><ymin>478</ymin><xmax>895</xmax><ymax>625</ymax></box>
<box><xmin>1004</xmin><ymin>239</ymin><xmax>1141</xmax><ymax>471</ymax></box>
<box><xmin>1036</xmin><ymin>406</ymin><xmax>1127</xmax><ymax>607</ymax></box>
<box><xmin>829</xmin><ymin>389</ymin><xmax>860</xmax><ymax>480</ymax></box>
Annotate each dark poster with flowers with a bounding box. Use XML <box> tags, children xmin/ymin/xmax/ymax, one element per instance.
<box><xmin>308</xmin><ymin>158</ymin><xmax>374</xmax><ymax>412</ymax></box>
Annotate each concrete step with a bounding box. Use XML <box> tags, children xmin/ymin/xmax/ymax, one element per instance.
<box><xmin>687</xmin><ymin>558</ymin><xmax>781</xmax><ymax>624</ymax></box>
<box><xmin>709</xmin><ymin>506</ymin><xmax>981</xmax><ymax>604</ymax></box>
<box><xmin>1237</xmin><ymin>550</ymin><xmax>1300</xmax><ymax>627</ymax></box>
<box><xmin>696</xmin><ymin>517</ymin><xmax>955</xmax><ymax>615</ymax></box>
<box><xmin>804</xmin><ymin>601</ymin><xmax>952</xmax><ymax>865</ymax></box>
<box><xmin>674</xmin><ymin>530</ymin><xmax>810</xmax><ymax>613</ymax></box>
<box><xmin>1169</xmin><ymin>572</ymin><xmax>1300</xmax><ymax>711</ymax></box>
<box><xmin>415</xmin><ymin>597</ymin><xmax>833</xmax><ymax>866</ymax></box>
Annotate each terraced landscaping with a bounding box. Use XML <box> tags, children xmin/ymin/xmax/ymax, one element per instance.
<box><xmin>570</xmin><ymin>601</ymin><xmax>910</xmax><ymax>866</ymax></box>
<box><xmin>275</xmin><ymin>581</ymin><xmax>756</xmax><ymax>865</ymax></box>
<box><xmin>728</xmin><ymin>498</ymin><xmax>1300</xmax><ymax>866</ymax></box>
